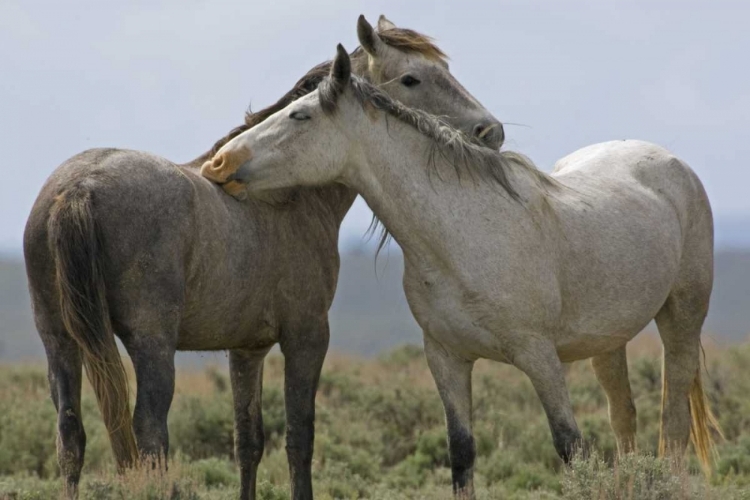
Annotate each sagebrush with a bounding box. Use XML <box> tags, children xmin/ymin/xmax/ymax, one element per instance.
<box><xmin>1</xmin><ymin>336</ymin><xmax>749</xmax><ymax>499</ymax></box>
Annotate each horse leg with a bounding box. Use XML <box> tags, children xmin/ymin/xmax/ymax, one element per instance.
<box><xmin>655</xmin><ymin>292</ymin><xmax>706</xmax><ymax>462</ymax></box>
<box><xmin>513</xmin><ymin>338</ymin><xmax>582</xmax><ymax>462</ymax></box>
<box><xmin>591</xmin><ymin>346</ymin><xmax>637</xmax><ymax>454</ymax></box>
<box><xmin>124</xmin><ymin>336</ymin><xmax>176</xmax><ymax>467</ymax></box>
<box><xmin>424</xmin><ymin>335</ymin><xmax>476</xmax><ymax>499</ymax></box>
<box><xmin>279</xmin><ymin>320</ymin><xmax>329</xmax><ymax>500</ymax></box>
<box><xmin>41</xmin><ymin>328</ymin><xmax>86</xmax><ymax>499</ymax></box>
<box><xmin>229</xmin><ymin>348</ymin><xmax>270</xmax><ymax>500</ymax></box>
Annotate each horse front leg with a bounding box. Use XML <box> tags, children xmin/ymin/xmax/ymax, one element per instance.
<box><xmin>424</xmin><ymin>334</ymin><xmax>476</xmax><ymax>500</ymax></box>
<box><xmin>513</xmin><ymin>338</ymin><xmax>583</xmax><ymax>462</ymax></box>
<box><xmin>230</xmin><ymin>347</ymin><xmax>270</xmax><ymax>500</ymax></box>
<box><xmin>279</xmin><ymin>319</ymin><xmax>329</xmax><ymax>500</ymax></box>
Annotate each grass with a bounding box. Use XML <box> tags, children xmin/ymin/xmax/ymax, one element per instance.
<box><xmin>1</xmin><ymin>335</ymin><xmax>749</xmax><ymax>499</ymax></box>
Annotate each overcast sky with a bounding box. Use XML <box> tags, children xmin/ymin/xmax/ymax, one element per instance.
<box><xmin>1</xmin><ymin>0</ymin><xmax>748</xmax><ymax>252</ymax></box>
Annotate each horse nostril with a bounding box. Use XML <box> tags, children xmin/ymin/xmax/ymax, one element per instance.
<box><xmin>473</xmin><ymin>123</ymin><xmax>486</xmax><ymax>139</ymax></box>
<box><xmin>472</xmin><ymin>121</ymin><xmax>504</xmax><ymax>149</ymax></box>
<box><xmin>212</xmin><ymin>155</ymin><xmax>225</xmax><ymax>172</ymax></box>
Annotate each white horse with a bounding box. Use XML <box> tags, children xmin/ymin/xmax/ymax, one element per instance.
<box><xmin>203</xmin><ymin>45</ymin><xmax>721</xmax><ymax>498</ymax></box>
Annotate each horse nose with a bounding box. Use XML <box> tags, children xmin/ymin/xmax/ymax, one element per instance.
<box><xmin>200</xmin><ymin>145</ymin><xmax>253</xmax><ymax>184</ymax></box>
<box><xmin>201</xmin><ymin>153</ymin><xmax>231</xmax><ymax>183</ymax></box>
<box><xmin>472</xmin><ymin>120</ymin><xmax>505</xmax><ymax>150</ymax></box>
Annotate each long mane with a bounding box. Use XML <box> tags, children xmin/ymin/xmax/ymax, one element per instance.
<box><xmin>321</xmin><ymin>75</ymin><xmax>555</xmax><ymax>198</ymax></box>
<box><xmin>195</xmin><ymin>27</ymin><xmax>448</xmax><ymax>164</ymax></box>
<box><xmin>318</xmin><ymin>73</ymin><xmax>558</xmax><ymax>254</ymax></box>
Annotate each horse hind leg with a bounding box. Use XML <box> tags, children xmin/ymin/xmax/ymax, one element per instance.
<box><xmin>591</xmin><ymin>346</ymin><xmax>637</xmax><ymax>454</ymax></box>
<box><xmin>655</xmin><ymin>287</ymin><xmax>720</xmax><ymax>475</ymax></box>
<box><xmin>123</xmin><ymin>334</ymin><xmax>176</xmax><ymax>468</ymax></box>
<box><xmin>116</xmin><ymin>278</ymin><xmax>182</xmax><ymax>468</ymax></box>
<box><xmin>40</xmin><ymin>326</ymin><xmax>86</xmax><ymax>499</ymax></box>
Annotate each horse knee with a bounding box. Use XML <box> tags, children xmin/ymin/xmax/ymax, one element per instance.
<box><xmin>285</xmin><ymin>420</ymin><xmax>315</xmax><ymax>467</ymax></box>
<box><xmin>236</xmin><ymin>425</ymin><xmax>265</xmax><ymax>468</ymax></box>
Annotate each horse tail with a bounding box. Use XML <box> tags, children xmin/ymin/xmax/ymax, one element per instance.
<box><xmin>688</xmin><ymin>348</ymin><xmax>723</xmax><ymax>477</ymax></box>
<box><xmin>48</xmin><ymin>183</ymin><xmax>139</xmax><ymax>471</ymax></box>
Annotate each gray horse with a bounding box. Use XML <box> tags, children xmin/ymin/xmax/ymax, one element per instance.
<box><xmin>206</xmin><ymin>45</ymin><xmax>722</xmax><ymax>499</ymax></box>
<box><xmin>23</xmin><ymin>15</ymin><xmax>502</xmax><ymax>500</ymax></box>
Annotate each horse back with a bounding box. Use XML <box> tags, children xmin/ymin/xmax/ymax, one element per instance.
<box><xmin>548</xmin><ymin>141</ymin><xmax>712</xmax><ymax>343</ymax></box>
<box><xmin>26</xmin><ymin>148</ymin><xmax>343</xmax><ymax>350</ymax></box>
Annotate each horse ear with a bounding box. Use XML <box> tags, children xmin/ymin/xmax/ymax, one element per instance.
<box><xmin>331</xmin><ymin>44</ymin><xmax>351</xmax><ymax>87</ymax></box>
<box><xmin>357</xmin><ymin>14</ymin><xmax>384</xmax><ymax>56</ymax></box>
<box><xmin>377</xmin><ymin>15</ymin><xmax>397</xmax><ymax>32</ymax></box>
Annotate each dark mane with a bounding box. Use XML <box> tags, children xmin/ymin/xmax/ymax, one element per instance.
<box><xmin>205</xmin><ymin>62</ymin><xmax>331</xmax><ymax>159</ymax></box>
<box><xmin>201</xmin><ymin>27</ymin><xmax>447</xmax><ymax>162</ymax></box>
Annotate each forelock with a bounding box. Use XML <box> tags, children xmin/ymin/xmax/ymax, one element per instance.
<box><xmin>377</xmin><ymin>28</ymin><xmax>448</xmax><ymax>63</ymax></box>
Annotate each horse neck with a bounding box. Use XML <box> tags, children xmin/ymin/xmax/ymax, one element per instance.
<box><xmin>344</xmin><ymin>119</ymin><xmax>541</xmax><ymax>262</ymax></box>
<box><xmin>298</xmin><ymin>184</ymin><xmax>358</xmax><ymax>228</ymax></box>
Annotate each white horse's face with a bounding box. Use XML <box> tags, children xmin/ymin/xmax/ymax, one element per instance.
<box><xmin>201</xmin><ymin>84</ymin><xmax>353</xmax><ymax>196</ymax></box>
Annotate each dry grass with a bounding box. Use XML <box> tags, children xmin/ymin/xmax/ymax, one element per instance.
<box><xmin>1</xmin><ymin>336</ymin><xmax>749</xmax><ymax>499</ymax></box>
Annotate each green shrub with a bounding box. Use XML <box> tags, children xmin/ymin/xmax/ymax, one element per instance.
<box><xmin>188</xmin><ymin>458</ymin><xmax>239</xmax><ymax>488</ymax></box>
<box><xmin>0</xmin><ymin>385</ymin><xmax>58</xmax><ymax>477</ymax></box>
<box><xmin>561</xmin><ymin>452</ymin><xmax>707</xmax><ymax>500</ymax></box>
<box><xmin>169</xmin><ymin>393</ymin><xmax>234</xmax><ymax>460</ymax></box>
<box><xmin>1</xmin><ymin>342</ymin><xmax>749</xmax><ymax>499</ymax></box>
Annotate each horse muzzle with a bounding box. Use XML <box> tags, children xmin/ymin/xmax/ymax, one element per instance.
<box><xmin>201</xmin><ymin>145</ymin><xmax>254</xmax><ymax>198</ymax></box>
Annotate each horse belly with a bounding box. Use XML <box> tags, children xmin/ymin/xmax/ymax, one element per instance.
<box><xmin>177</xmin><ymin>317</ymin><xmax>279</xmax><ymax>351</ymax></box>
<box><xmin>554</xmin><ymin>261</ymin><xmax>673</xmax><ymax>362</ymax></box>
<box><xmin>552</xmin><ymin>185</ymin><xmax>682</xmax><ymax>360</ymax></box>
<box><xmin>177</xmin><ymin>266</ymin><xmax>282</xmax><ymax>351</ymax></box>
<box><xmin>555</xmin><ymin>331</ymin><xmax>639</xmax><ymax>362</ymax></box>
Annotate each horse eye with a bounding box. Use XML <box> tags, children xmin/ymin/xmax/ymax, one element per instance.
<box><xmin>400</xmin><ymin>75</ymin><xmax>421</xmax><ymax>87</ymax></box>
<box><xmin>289</xmin><ymin>111</ymin><xmax>311</xmax><ymax>121</ymax></box>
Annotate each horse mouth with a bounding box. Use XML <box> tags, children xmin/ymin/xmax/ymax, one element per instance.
<box><xmin>221</xmin><ymin>180</ymin><xmax>247</xmax><ymax>198</ymax></box>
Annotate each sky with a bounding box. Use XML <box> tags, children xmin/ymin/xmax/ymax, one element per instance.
<box><xmin>1</xmin><ymin>0</ymin><xmax>748</xmax><ymax>253</ymax></box>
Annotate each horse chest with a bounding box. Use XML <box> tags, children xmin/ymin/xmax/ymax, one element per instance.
<box><xmin>403</xmin><ymin>268</ymin><xmax>510</xmax><ymax>361</ymax></box>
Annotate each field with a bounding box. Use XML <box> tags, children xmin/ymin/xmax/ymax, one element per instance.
<box><xmin>1</xmin><ymin>337</ymin><xmax>750</xmax><ymax>499</ymax></box>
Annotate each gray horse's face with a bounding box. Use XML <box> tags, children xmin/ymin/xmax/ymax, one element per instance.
<box><xmin>358</xmin><ymin>16</ymin><xmax>504</xmax><ymax>150</ymax></box>
<box><xmin>372</xmin><ymin>57</ymin><xmax>504</xmax><ymax>150</ymax></box>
